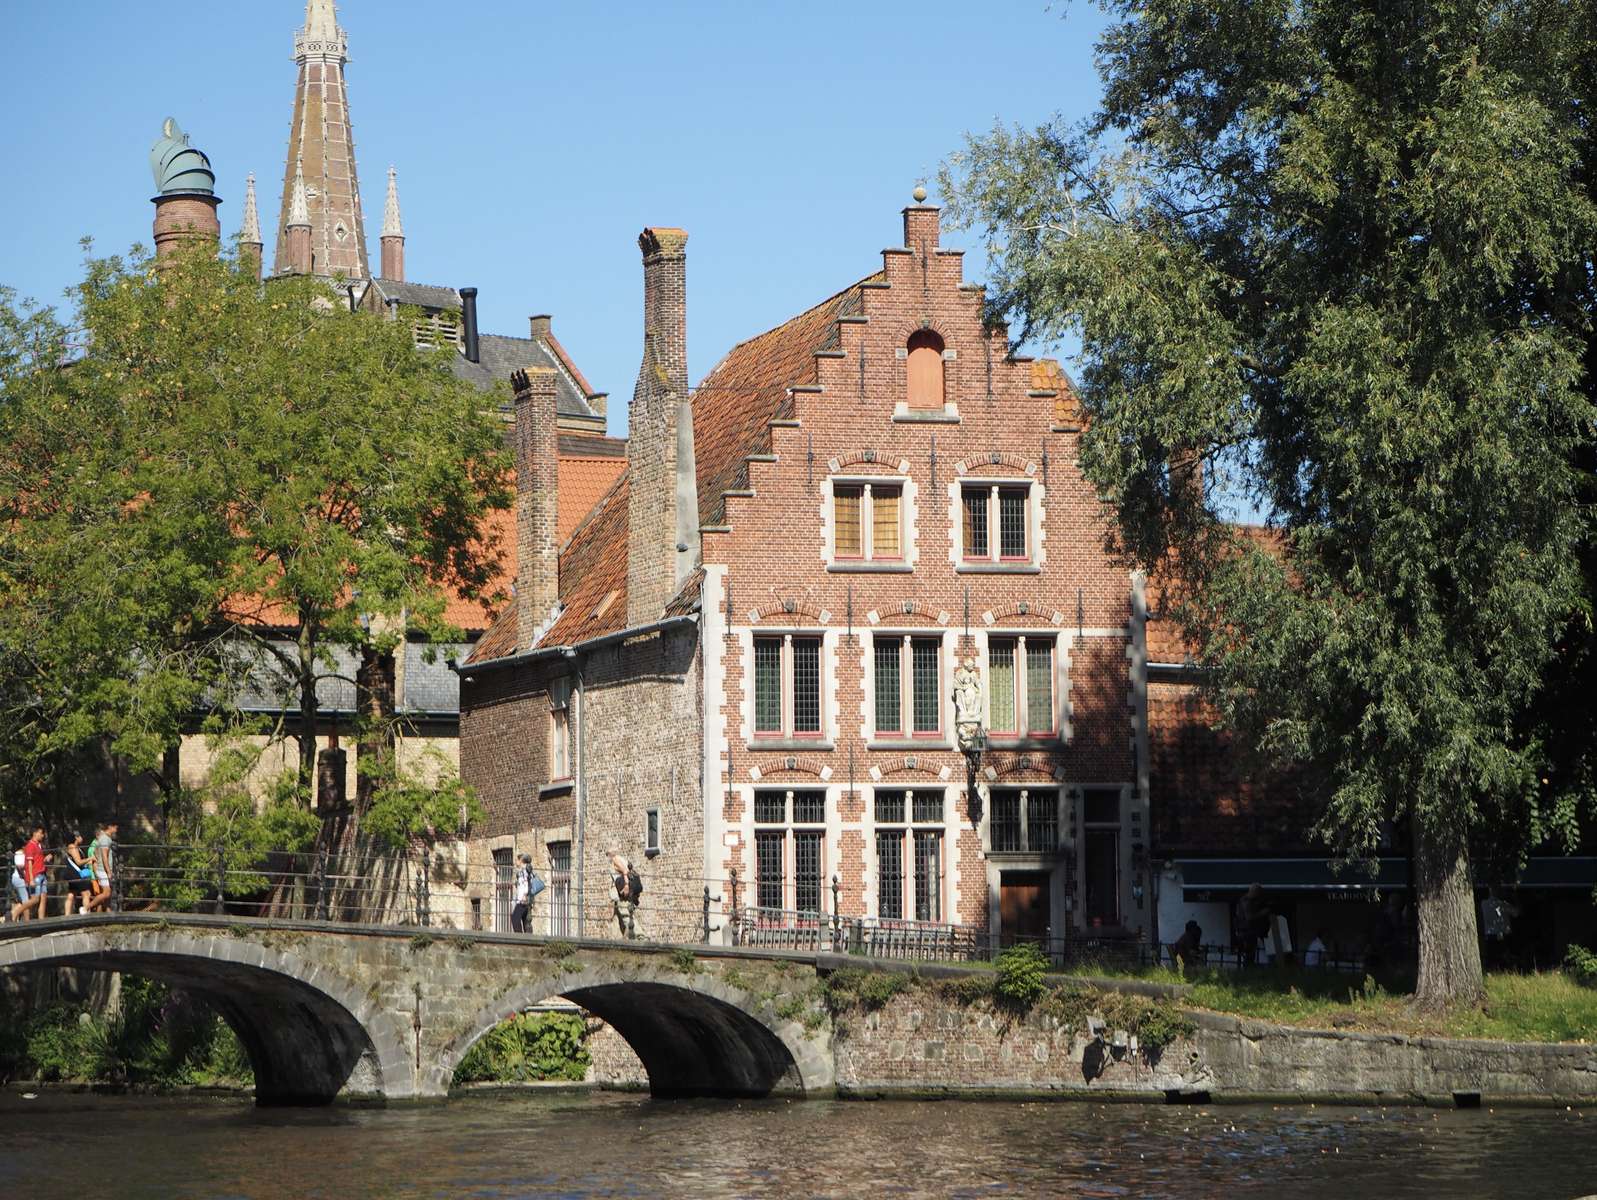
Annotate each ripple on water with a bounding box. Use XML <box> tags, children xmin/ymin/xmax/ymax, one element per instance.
<box><xmin>0</xmin><ymin>1092</ymin><xmax>1589</xmax><ymax>1199</ymax></box>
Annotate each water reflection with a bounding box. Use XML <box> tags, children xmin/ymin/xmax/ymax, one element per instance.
<box><xmin>0</xmin><ymin>1091</ymin><xmax>1590</xmax><ymax>1199</ymax></box>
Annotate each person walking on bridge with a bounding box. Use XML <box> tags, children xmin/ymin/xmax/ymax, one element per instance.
<box><xmin>9</xmin><ymin>826</ymin><xmax>52</xmax><ymax>922</ymax></box>
<box><xmin>610</xmin><ymin>851</ymin><xmax>641</xmax><ymax>941</ymax></box>
<box><xmin>511</xmin><ymin>853</ymin><xmax>544</xmax><ymax>934</ymax></box>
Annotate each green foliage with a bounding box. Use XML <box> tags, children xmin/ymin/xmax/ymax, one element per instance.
<box><xmin>942</xmin><ymin>0</ymin><xmax>1597</xmax><ymax>1008</ymax></box>
<box><xmin>1564</xmin><ymin>944</ymin><xmax>1597</xmax><ymax>988</ymax></box>
<box><xmin>667</xmin><ymin>947</ymin><xmax>700</xmax><ymax>975</ymax></box>
<box><xmin>0</xmin><ymin>243</ymin><xmax>512</xmax><ymax>800</ymax></box>
<box><xmin>993</xmin><ymin>943</ymin><xmax>1050</xmax><ymax>1009</ymax></box>
<box><xmin>451</xmin><ymin>1012</ymin><xmax>590</xmax><ymax>1085</ymax></box>
<box><xmin>360</xmin><ymin>751</ymin><xmax>484</xmax><ymax>851</ymax></box>
<box><xmin>0</xmin><ymin>977</ymin><xmax>251</xmax><ymax>1088</ymax></box>
<box><xmin>1035</xmin><ymin>984</ymin><xmax>1196</xmax><ymax>1054</ymax></box>
<box><xmin>934</xmin><ymin>973</ymin><xmax>996</xmax><ymax>1005</ymax></box>
<box><xmin>820</xmin><ymin>967</ymin><xmax>911</xmax><ymax>1014</ymax></box>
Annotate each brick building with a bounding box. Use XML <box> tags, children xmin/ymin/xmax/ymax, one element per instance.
<box><xmin>460</xmin><ymin>204</ymin><xmax>1159</xmax><ymax>948</ymax></box>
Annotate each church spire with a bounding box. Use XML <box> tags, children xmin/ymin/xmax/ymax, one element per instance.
<box><xmin>285</xmin><ymin>159</ymin><xmax>312</xmax><ymax>275</ymax></box>
<box><xmin>240</xmin><ymin>172</ymin><xmax>264</xmax><ymax>279</ymax></box>
<box><xmin>380</xmin><ymin>166</ymin><xmax>405</xmax><ymax>282</ymax></box>
<box><xmin>275</xmin><ymin>0</ymin><xmax>368</xmax><ymax>278</ymax></box>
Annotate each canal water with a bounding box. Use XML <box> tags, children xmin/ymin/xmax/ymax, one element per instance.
<box><xmin>0</xmin><ymin>1091</ymin><xmax>1591</xmax><ymax>1198</ymax></box>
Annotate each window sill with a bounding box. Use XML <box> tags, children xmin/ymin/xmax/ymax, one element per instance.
<box><xmin>539</xmin><ymin>781</ymin><xmax>574</xmax><ymax>797</ymax></box>
<box><xmin>826</xmin><ymin>562</ymin><xmax>914</xmax><ymax>574</ymax></box>
<box><xmin>892</xmin><ymin>410</ymin><xmax>961</xmax><ymax>424</ymax></box>
<box><xmin>747</xmin><ymin>739</ymin><xmax>835</xmax><ymax>752</ymax></box>
<box><xmin>956</xmin><ymin>562</ymin><xmax>1041</xmax><ymax>575</ymax></box>
<box><xmin>867</xmin><ymin>738</ymin><xmax>953</xmax><ymax>752</ymax></box>
<box><xmin>985</xmin><ymin>849</ymin><xmax>1067</xmax><ymax>861</ymax></box>
<box><xmin>983</xmin><ymin>736</ymin><xmax>1063</xmax><ymax>753</ymax></box>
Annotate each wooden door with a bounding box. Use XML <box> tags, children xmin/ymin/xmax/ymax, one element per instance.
<box><xmin>1000</xmin><ymin>872</ymin><xmax>1050</xmax><ymax>944</ymax></box>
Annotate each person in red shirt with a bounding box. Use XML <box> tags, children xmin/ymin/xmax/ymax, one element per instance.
<box><xmin>9</xmin><ymin>826</ymin><xmax>51</xmax><ymax>922</ymax></box>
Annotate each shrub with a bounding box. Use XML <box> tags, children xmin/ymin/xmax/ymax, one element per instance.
<box><xmin>452</xmin><ymin>1012</ymin><xmax>591</xmax><ymax>1085</ymax></box>
<box><xmin>994</xmin><ymin>944</ymin><xmax>1049</xmax><ymax>1010</ymax></box>
<box><xmin>821</xmin><ymin>967</ymin><xmax>910</xmax><ymax>1013</ymax></box>
<box><xmin>1564</xmin><ymin>944</ymin><xmax>1597</xmax><ymax>988</ymax></box>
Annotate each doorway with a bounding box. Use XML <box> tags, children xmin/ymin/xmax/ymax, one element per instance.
<box><xmin>1000</xmin><ymin>871</ymin><xmax>1051</xmax><ymax>945</ymax></box>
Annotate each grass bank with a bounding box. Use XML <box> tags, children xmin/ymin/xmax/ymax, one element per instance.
<box><xmin>1076</xmin><ymin>964</ymin><xmax>1597</xmax><ymax>1043</ymax></box>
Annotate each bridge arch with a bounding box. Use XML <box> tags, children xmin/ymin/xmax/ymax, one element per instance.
<box><xmin>434</xmin><ymin>961</ymin><xmax>835</xmax><ymax>1099</ymax></box>
<box><xmin>0</xmin><ymin>924</ymin><xmax>414</xmax><ymax>1105</ymax></box>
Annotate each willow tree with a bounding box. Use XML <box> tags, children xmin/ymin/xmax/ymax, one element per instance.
<box><xmin>943</xmin><ymin>0</ymin><xmax>1596</xmax><ymax>1008</ymax></box>
<box><xmin>0</xmin><ymin>243</ymin><xmax>511</xmax><ymax>808</ymax></box>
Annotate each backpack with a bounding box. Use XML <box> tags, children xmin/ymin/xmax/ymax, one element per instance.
<box><xmin>627</xmin><ymin>867</ymin><xmax>643</xmax><ymax>900</ymax></box>
<box><xmin>11</xmin><ymin>849</ymin><xmax>23</xmax><ymax>871</ymax></box>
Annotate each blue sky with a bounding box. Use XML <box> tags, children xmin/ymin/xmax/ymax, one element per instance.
<box><xmin>0</xmin><ymin>1</ymin><xmax>1109</xmax><ymax>438</ymax></box>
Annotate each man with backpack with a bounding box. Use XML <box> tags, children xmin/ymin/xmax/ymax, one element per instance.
<box><xmin>10</xmin><ymin>826</ymin><xmax>52</xmax><ymax>922</ymax></box>
<box><xmin>610</xmin><ymin>850</ymin><xmax>642</xmax><ymax>941</ymax></box>
<box><xmin>510</xmin><ymin>852</ymin><xmax>544</xmax><ymax>934</ymax></box>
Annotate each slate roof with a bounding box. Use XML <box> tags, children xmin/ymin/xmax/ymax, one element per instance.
<box><xmin>217</xmin><ymin>638</ymin><xmax>466</xmax><ymax>717</ymax></box>
<box><xmin>369</xmin><ymin>279</ymin><xmax>462</xmax><ymax>310</ymax></box>
<box><xmin>451</xmin><ymin>333</ymin><xmax>600</xmax><ymax>422</ymax></box>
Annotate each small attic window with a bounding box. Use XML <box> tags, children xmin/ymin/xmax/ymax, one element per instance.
<box><xmin>593</xmin><ymin>589</ymin><xmax>620</xmax><ymax>621</ymax></box>
<box><xmin>906</xmin><ymin>330</ymin><xmax>945</xmax><ymax>410</ymax></box>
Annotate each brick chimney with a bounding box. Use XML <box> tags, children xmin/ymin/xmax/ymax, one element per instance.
<box><xmin>626</xmin><ymin>227</ymin><xmax>699</xmax><ymax>627</ymax></box>
<box><xmin>513</xmin><ymin>366</ymin><xmax>560</xmax><ymax>650</ymax></box>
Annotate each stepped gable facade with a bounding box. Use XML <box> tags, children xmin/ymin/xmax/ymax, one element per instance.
<box><xmin>461</xmin><ymin>202</ymin><xmax>1155</xmax><ymax>947</ymax></box>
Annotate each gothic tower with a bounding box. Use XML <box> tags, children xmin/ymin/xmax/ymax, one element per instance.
<box><xmin>273</xmin><ymin>0</ymin><xmax>370</xmax><ymax>279</ymax></box>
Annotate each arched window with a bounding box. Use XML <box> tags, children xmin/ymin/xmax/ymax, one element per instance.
<box><xmin>906</xmin><ymin>329</ymin><xmax>945</xmax><ymax>410</ymax></box>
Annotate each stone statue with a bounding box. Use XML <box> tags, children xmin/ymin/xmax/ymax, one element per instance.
<box><xmin>150</xmin><ymin>118</ymin><xmax>215</xmax><ymax>196</ymax></box>
<box><xmin>953</xmin><ymin>656</ymin><xmax>984</xmax><ymax>753</ymax></box>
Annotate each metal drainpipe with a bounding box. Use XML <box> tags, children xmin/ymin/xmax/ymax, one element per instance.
<box><xmin>564</xmin><ymin>648</ymin><xmax>586</xmax><ymax>938</ymax></box>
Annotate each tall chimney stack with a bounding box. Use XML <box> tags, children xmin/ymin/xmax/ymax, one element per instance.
<box><xmin>626</xmin><ymin>227</ymin><xmax>699</xmax><ymax>628</ymax></box>
<box><xmin>513</xmin><ymin>367</ymin><xmax>561</xmax><ymax>650</ymax></box>
<box><xmin>460</xmin><ymin>286</ymin><xmax>481</xmax><ymax>363</ymax></box>
<box><xmin>149</xmin><ymin>117</ymin><xmax>221</xmax><ymax>263</ymax></box>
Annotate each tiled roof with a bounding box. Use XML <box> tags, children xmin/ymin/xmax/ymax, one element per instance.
<box><xmin>466</xmin><ymin>275</ymin><xmax>881</xmax><ymax>667</ymax></box>
<box><xmin>443</xmin><ymin>451</ymin><xmax>627</xmax><ymax>633</ymax></box>
<box><xmin>693</xmin><ymin>276</ymin><xmax>877</xmax><ymax>529</ymax></box>
<box><xmin>1149</xmin><ymin>682</ymin><xmax>1320</xmax><ymax>855</ymax></box>
<box><xmin>1145</xmin><ymin>525</ymin><xmax>1288</xmax><ymax>663</ymax></box>
<box><xmin>1030</xmin><ymin>358</ymin><xmax>1084</xmax><ymax>428</ymax></box>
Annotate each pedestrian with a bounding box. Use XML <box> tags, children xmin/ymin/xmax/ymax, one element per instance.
<box><xmin>1170</xmin><ymin>919</ymin><xmax>1204</xmax><ymax>973</ymax></box>
<box><xmin>10</xmin><ymin>826</ymin><xmax>52</xmax><ymax>922</ymax></box>
<box><xmin>1303</xmin><ymin>928</ymin><xmax>1329</xmax><ymax>967</ymax></box>
<box><xmin>510</xmin><ymin>853</ymin><xmax>544</xmax><ymax>934</ymax></box>
<box><xmin>86</xmin><ymin>822</ymin><xmax>118</xmax><ymax>913</ymax></box>
<box><xmin>1236</xmin><ymin>883</ymin><xmax>1271</xmax><ymax>966</ymax></box>
<box><xmin>61</xmin><ymin>833</ymin><xmax>97</xmax><ymax>916</ymax></box>
<box><xmin>610</xmin><ymin>850</ymin><xmax>641</xmax><ymax>941</ymax></box>
<box><xmin>1479</xmin><ymin>887</ymin><xmax>1518</xmax><ymax>969</ymax></box>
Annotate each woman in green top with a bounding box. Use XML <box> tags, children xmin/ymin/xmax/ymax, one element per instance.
<box><xmin>84</xmin><ymin>822</ymin><xmax>117</xmax><ymax>913</ymax></box>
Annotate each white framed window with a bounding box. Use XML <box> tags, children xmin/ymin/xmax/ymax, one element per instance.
<box><xmin>644</xmin><ymin>807</ymin><xmax>661</xmax><ymax>857</ymax></box>
<box><xmin>832</xmin><ymin>480</ymin><xmax>903</xmax><ymax>561</ymax></box>
<box><xmin>873</xmin><ymin>788</ymin><xmax>946</xmax><ymax>922</ymax></box>
<box><xmin>988</xmin><ymin>787</ymin><xmax>1062</xmax><ymax>855</ymax></box>
<box><xmin>961</xmin><ymin>482</ymin><xmax>1033</xmax><ymax>562</ymax></box>
<box><xmin>548</xmin><ymin>704</ymin><xmax>571</xmax><ymax>781</ymax></box>
<box><xmin>872</xmin><ymin>635</ymin><xmax>943</xmax><ymax>738</ymax></box>
<box><xmin>753</xmin><ymin>634</ymin><xmax>823</xmax><ymax>739</ymax></box>
<box><xmin>753</xmin><ymin>789</ymin><xmax>827</xmax><ymax>914</ymax></box>
<box><xmin>987</xmin><ymin>636</ymin><xmax>1056</xmax><ymax>737</ymax></box>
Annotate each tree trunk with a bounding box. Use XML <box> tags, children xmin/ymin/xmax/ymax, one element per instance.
<box><xmin>1411</xmin><ymin>822</ymin><xmax>1485</xmax><ymax>1010</ymax></box>
<box><xmin>296</xmin><ymin>618</ymin><xmax>319</xmax><ymax>802</ymax></box>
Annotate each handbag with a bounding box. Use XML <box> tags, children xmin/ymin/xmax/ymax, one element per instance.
<box><xmin>528</xmin><ymin>869</ymin><xmax>546</xmax><ymax>899</ymax></box>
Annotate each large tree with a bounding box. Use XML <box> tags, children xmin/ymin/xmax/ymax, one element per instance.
<box><xmin>0</xmin><ymin>243</ymin><xmax>511</xmax><ymax>813</ymax></box>
<box><xmin>944</xmin><ymin>0</ymin><xmax>1596</xmax><ymax>1007</ymax></box>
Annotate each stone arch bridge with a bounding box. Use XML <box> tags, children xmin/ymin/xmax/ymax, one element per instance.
<box><xmin>0</xmin><ymin>914</ymin><xmax>836</xmax><ymax>1104</ymax></box>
